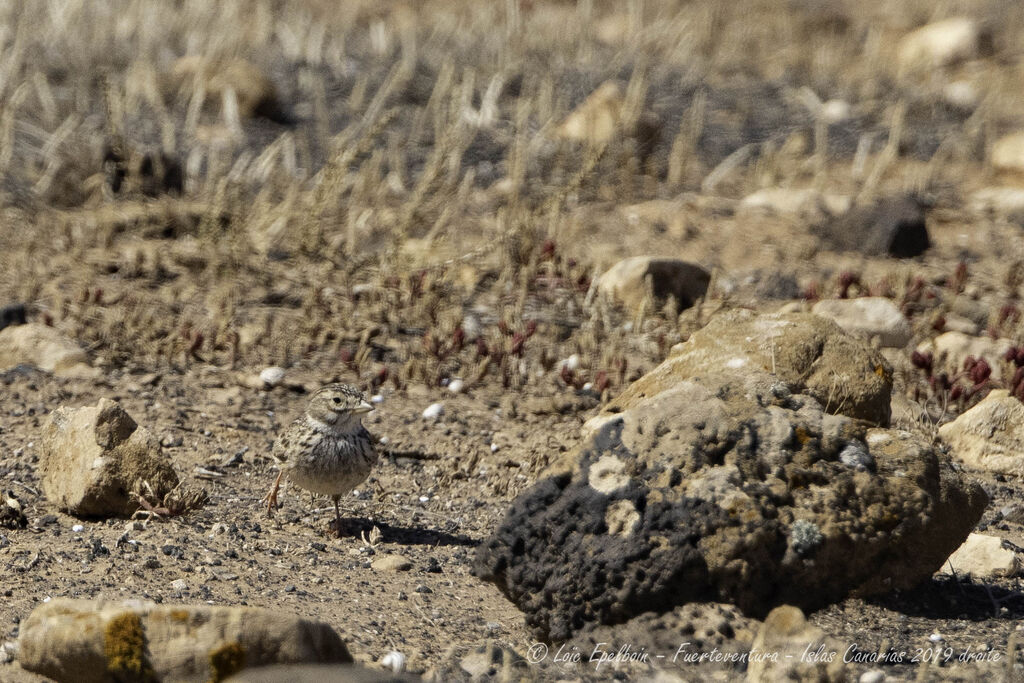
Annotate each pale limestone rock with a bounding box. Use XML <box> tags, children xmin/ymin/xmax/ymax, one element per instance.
<box><xmin>942</xmin><ymin>533</ymin><xmax>1020</xmax><ymax>578</ymax></box>
<box><xmin>812</xmin><ymin>298</ymin><xmax>912</xmax><ymax>348</ymax></box>
<box><xmin>939</xmin><ymin>390</ymin><xmax>1024</xmax><ymax>474</ymax></box>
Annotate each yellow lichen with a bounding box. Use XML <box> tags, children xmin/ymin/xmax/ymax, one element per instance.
<box><xmin>103</xmin><ymin>612</ymin><xmax>156</xmax><ymax>682</ymax></box>
<box><xmin>169</xmin><ymin>609</ymin><xmax>191</xmax><ymax>623</ymax></box>
<box><xmin>208</xmin><ymin>641</ymin><xmax>246</xmax><ymax>683</ymax></box>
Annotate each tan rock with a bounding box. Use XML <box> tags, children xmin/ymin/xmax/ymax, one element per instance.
<box><xmin>599</xmin><ymin>310</ymin><xmax>893</xmax><ymax>426</ymax></box>
<box><xmin>746</xmin><ymin>606</ymin><xmax>845</xmax><ymax>682</ymax></box>
<box><xmin>970</xmin><ymin>187</ymin><xmax>1024</xmax><ymax>215</ymax></box>
<box><xmin>556</xmin><ymin>82</ymin><xmax>660</xmax><ymax>154</ymax></box>
<box><xmin>897</xmin><ymin>18</ymin><xmax>985</xmax><ymax>73</ymax></box>
<box><xmin>0</xmin><ymin>323</ymin><xmax>88</xmax><ymax>375</ymax></box>
<box><xmin>943</xmin><ymin>79</ymin><xmax>981</xmax><ymax>110</ymax></box>
<box><xmin>811</xmin><ymin>297</ymin><xmax>912</xmax><ymax>348</ymax></box>
<box><xmin>226</xmin><ymin>664</ymin><xmax>403</xmax><ymax>683</ymax></box>
<box><xmin>917</xmin><ymin>331</ymin><xmax>1013</xmax><ymax>380</ymax></box>
<box><xmin>371</xmin><ymin>554</ymin><xmax>413</xmax><ymax>572</ymax></box>
<box><xmin>992</xmin><ymin>132</ymin><xmax>1024</xmax><ymax>175</ymax></box>
<box><xmin>943</xmin><ymin>533</ymin><xmax>1020</xmax><ymax>578</ymax></box>
<box><xmin>17</xmin><ymin>599</ymin><xmax>351</xmax><ymax>683</ymax></box>
<box><xmin>594</xmin><ymin>14</ymin><xmax>631</xmax><ymax>46</ymax></box>
<box><xmin>620</xmin><ymin>200</ymin><xmax>690</xmax><ymax>239</ymax></box>
<box><xmin>40</xmin><ymin>399</ymin><xmax>179</xmax><ymax>517</ymax></box>
<box><xmin>740</xmin><ymin>188</ymin><xmax>850</xmax><ymax>218</ymax></box>
<box><xmin>167</xmin><ymin>56</ymin><xmax>285</xmax><ymax>121</ymax></box>
<box><xmin>557</xmin><ymin>81</ymin><xmax>624</xmax><ymax>145</ymax></box>
<box><xmin>939</xmin><ymin>390</ymin><xmax>1024</xmax><ymax>474</ymax></box>
<box><xmin>596</xmin><ymin>256</ymin><xmax>710</xmax><ymax>313</ymax></box>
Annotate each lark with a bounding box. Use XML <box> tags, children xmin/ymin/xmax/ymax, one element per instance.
<box><xmin>263</xmin><ymin>384</ymin><xmax>377</xmax><ymax>537</ymax></box>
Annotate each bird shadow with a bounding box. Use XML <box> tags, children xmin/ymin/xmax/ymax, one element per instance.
<box><xmin>333</xmin><ymin>517</ymin><xmax>479</xmax><ymax>547</ymax></box>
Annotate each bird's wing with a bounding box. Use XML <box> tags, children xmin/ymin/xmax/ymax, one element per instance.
<box><xmin>270</xmin><ymin>417</ymin><xmax>306</xmax><ymax>465</ymax></box>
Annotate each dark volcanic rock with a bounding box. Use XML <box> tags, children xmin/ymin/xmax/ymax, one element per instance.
<box><xmin>476</xmin><ymin>370</ymin><xmax>987</xmax><ymax>641</ymax></box>
<box><xmin>816</xmin><ymin>195</ymin><xmax>930</xmax><ymax>258</ymax></box>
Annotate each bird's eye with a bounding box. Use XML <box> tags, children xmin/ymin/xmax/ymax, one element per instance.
<box><xmin>332</xmin><ymin>397</ymin><xmax>341</xmax><ymax>404</ymax></box>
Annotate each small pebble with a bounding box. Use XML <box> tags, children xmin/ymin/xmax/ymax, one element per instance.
<box><xmin>490</xmin><ymin>443</ymin><xmax>499</xmax><ymax>453</ymax></box>
<box><xmin>71</xmin><ymin>524</ymin><xmax>84</xmax><ymax>533</ymax></box>
<box><xmin>380</xmin><ymin>650</ymin><xmax>406</xmax><ymax>673</ymax></box>
<box><xmin>929</xmin><ymin>633</ymin><xmax>944</xmax><ymax>643</ymax></box>
<box><xmin>559</xmin><ymin>354</ymin><xmax>580</xmax><ymax>371</ymax></box>
<box><xmin>419</xmin><ymin>495</ymin><xmax>430</xmax><ymax>503</ymax></box>
<box><xmin>161</xmin><ymin>434</ymin><xmax>183</xmax><ymax>448</ymax></box>
<box><xmin>859</xmin><ymin>670</ymin><xmax>885</xmax><ymax>683</ymax></box>
<box><xmin>259</xmin><ymin>366</ymin><xmax>286</xmax><ymax>388</ymax></box>
<box><xmin>422</xmin><ymin>403</ymin><xmax>444</xmax><ymax>420</ymax></box>
<box><xmin>371</xmin><ymin>394</ymin><xmax>384</xmax><ymax>404</ymax></box>
<box><xmin>415</xmin><ymin>584</ymin><xmax>432</xmax><ymax>594</ymax></box>
<box><xmin>447</xmin><ymin>379</ymin><xmax>464</xmax><ymax>394</ymax></box>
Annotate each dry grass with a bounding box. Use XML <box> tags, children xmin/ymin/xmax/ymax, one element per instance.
<box><xmin>0</xmin><ymin>0</ymin><xmax>1023</xmax><ymax>406</ymax></box>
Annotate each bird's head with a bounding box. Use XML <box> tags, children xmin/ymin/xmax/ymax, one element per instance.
<box><xmin>306</xmin><ymin>383</ymin><xmax>373</xmax><ymax>426</ymax></box>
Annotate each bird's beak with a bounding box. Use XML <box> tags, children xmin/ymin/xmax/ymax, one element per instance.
<box><xmin>352</xmin><ymin>401</ymin><xmax>374</xmax><ymax>414</ymax></box>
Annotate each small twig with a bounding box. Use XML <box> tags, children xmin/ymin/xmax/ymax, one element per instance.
<box><xmin>9</xmin><ymin>480</ymin><xmax>38</xmax><ymax>496</ymax></box>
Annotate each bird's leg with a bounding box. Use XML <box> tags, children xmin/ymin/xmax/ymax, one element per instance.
<box><xmin>262</xmin><ymin>470</ymin><xmax>284</xmax><ymax>515</ymax></box>
<box><xmin>332</xmin><ymin>494</ymin><xmax>343</xmax><ymax>538</ymax></box>
<box><xmin>332</xmin><ymin>495</ymin><xmax>343</xmax><ymax>538</ymax></box>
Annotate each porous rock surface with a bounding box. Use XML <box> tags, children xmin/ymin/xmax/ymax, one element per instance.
<box><xmin>40</xmin><ymin>398</ymin><xmax>179</xmax><ymax>517</ymax></box>
<box><xmin>476</xmin><ymin>367</ymin><xmax>986</xmax><ymax>641</ymax></box>
<box><xmin>17</xmin><ymin>599</ymin><xmax>352</xmax><ymax>683</ymax></box>
<box><xmin>600</xmin><ymin>309</ymin><xmax>894</xmax><ymax>426</ymax></box>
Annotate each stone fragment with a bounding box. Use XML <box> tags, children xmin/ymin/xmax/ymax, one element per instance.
<box><xmin>226</xmin><ymin>664</ymin><xmax>406</xmax><ymax>683</ymax></box>
<box><xmin>814</xmin><ymin>196</ymin><xmax>929</xmax><ymax>258</ymax></box>
<box><xmin>939</xmin><ymin>390</ymin><xmax>1024</xmax><ymax>474</ymax></box>
<box><xmin>596</xmin><ymin>256</ymin><xmax>710</xmax><ymax>313</ymax></box>
<box><xmin>897</xmin><ymin>18</ymin><xmax>987</xmax><ymax>73</ymax></box>
<box><xmin>599</xmin><ymin>309</ymin><xmax>893</xmax><ymax>426</ymax></box>
<box><xmin>477</xmin><ymin>369</ymin><xmax>985</xmax><ymax>640</ymax></box>
<box><xmin>943</xmin><ymin>533</ymin><xmax>1020</xmax><ymax>579</ymax></box>
<box><xmin>0</xmin><ymin>323</ymin><xmax>88</xmax><ymax>375</ymax></box>
<box><xmin>811</xmin><ymin>297</ymin><xmax>912</xmax><ymax>348</ymax></box>
<box><xmin>992</xmin><ymin>132</ymin><xmax>1024</xmax><ymax>175</ymax></box>
<box><xmin>40</xmin><ymin>399</ymin><xmax>179</xmax><ymax>517</ymax></box>
<box><xmin>371</xmin><ymin>555</ymin><xmax>412</xmax><ymax>572</ymax></box>
<box><xmin>17</xmin><ymin>599</ymin><xmax>351</xmax><ymax>683</ymax></box>
<box><xmin>740</xmin><ymin>188</ymin><xmax>850</xmax><ymax>218</ymax></box>
<box><xmin>917</xmin><ymin>332</ymin><xmax>1013</xmax><ymax>380</ymax></box>
<box><xmin>556</xmin><ymin>81</ymin><xmax>661</xmax><ymax>158</ymax></box>
<box><xmin>746</xmin><ymin>606</ymin><xmax>845</xmax><ymax>682</ymax></box>
<box><xmin>167</xmin><ymin>57</ymin><xmax>290</xmax><ymax>122</ymax></box>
